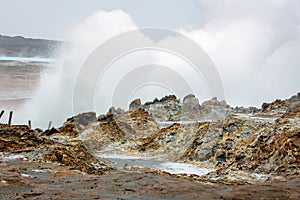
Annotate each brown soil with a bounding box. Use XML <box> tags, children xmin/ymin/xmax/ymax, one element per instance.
<box><xmin>0</xmin><ymin>159</ymin><xmax>299</xmax><ymax>200</ymax></box>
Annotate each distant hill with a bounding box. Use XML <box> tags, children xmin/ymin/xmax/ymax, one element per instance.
<box><xmin>0</xmin><ymin>35</ymin><xmax>62</xmax><ymax>58</ymax></box>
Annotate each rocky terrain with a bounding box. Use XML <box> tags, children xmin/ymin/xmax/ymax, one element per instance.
<box><xmin>81</xmin><ymin>93</ymin><xmax>299</xmax><ymax>179</ymax></box>
<box><xmin>1</xmin><ymin>92</ymin><xmax>300</xmax><ymax>199</ymax></box>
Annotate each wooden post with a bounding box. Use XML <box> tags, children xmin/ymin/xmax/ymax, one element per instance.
<box><xmin>28</xmin><ymin>120</ymin><xmax>32</xmax><ymax>130</ymax></box>
<box><xmin>48</xmin><ymin>121</ymin><xmax>52</xmax><ymax>130</ymax></box>
<box><xmin>8</xmin><ymin>111</ymin><xmax>13</xmax><ymax>126</ymax></box>
<box><xmin>0</xmin><ymin>110</ymin><xmax>4</xmax><ymax>119</ymax></box>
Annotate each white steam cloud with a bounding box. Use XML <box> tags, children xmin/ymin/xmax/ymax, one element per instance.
<box><xmin>15</xmin><ymin>1</ymin><xmax>300</xmax><ymax>128</ymax></box>
<box><xmin>181</xmin><ymin>0</ymin><xmax>300</xmax><ymax>106</ymax></box>
<box><xmin>16</xmin><ymin>10</ymin><xmax>138</xmax><ymax>128</ymax></box>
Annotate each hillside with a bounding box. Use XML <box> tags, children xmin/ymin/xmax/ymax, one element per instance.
<box><xmin>0</xmin><ymin>35</ymin><xmax>61</xmax><ymax>57</ymax></box>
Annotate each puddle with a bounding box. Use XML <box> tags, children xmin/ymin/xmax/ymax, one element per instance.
<box><xmin>20</xmin><ymin>169</ymin><xmax>50</xmax><ymax>179</ymax></box>
<box><xmin>96</xmin><ymin>153</ymin><xmax>213</xmax><ymax>176</ymax></box>
<box><xmin>155</xmin><ymin>162</ymin><xmax>213</xmax><ymax>176</ymax></box>
<box><xmin>0</xmin><ymin>153</ymin><xmax>26</xmax><ymax>161</ymax></box>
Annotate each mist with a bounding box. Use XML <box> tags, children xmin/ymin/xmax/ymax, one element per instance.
<box><xmin>13</xmin><ymin>1</ymin><xmax>300</xmax><ymax>128</ymax></box>
<box><xmin>15</xmin><ymin>10</ymin><xmax>138</xmax><ymax>128</ymax></box>
<box><xmin>182</xmin><ymin>0</ymin><xmax>300</xmax><ymax>106</ymax></box>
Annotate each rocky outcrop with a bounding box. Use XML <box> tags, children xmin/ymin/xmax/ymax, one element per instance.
<box><xmin>138</xmin><ymin>95</ymin><xmax>233</xmax><ymax>122</ymax></box>
<box><xmin>79</xmin><ymin>107</ymin><xmax>159</xmax><ymax>152</ymax></box>
<box><xmin>43</xmin><ymin>140</ymin><xmax>110</xmax><ymax>175</ymax></box>
<box><xmin>143</xmin><ymin>95</ymin><xmax>181</xmax><ymax>121</ymax></box>
<box><xmin>129</xmin><ymin>98</ymin><xmax>141</xmax><ymax>110</ymax></box>
<box><xmin>0</xmin><ymin>124</ymin><xmax>51</xmax><ymax>152</ymax></box>
<box><xmin>200</xmin><ymin>97</ymin><xmax>232</xmax><ymax>120</ymax></box>
<box><xmin>281</xmin><ymin>106</ymin><xmax>300</xmax><ymax>119</ymax></box>
<box><xmin>233</xmin><ymin>106</ymin><xmax>259</xmax><ymax>114</ymax></box>
<box><xmin>92</xmin><ymin>92</ymin><xmax>299</xmax><ymax>180</ymax></box>
<box><xmin>260</xmin><ymin>92</ymin><xmax>300</xmax><ymax>116</ymax></box>
<box><xmin>49</xmin><ymin>112</ymin><xmax>97</xmax><ymax>137</ymax></box>
<box><xmin>0</xmin><ymin>124</ymin><xmax>110</xmax><ymax>175</ymax></box>
<box><xmin>181</xmin><ymin>94</ymin><xmax>201</xmax><ymax>121</ymax></box>
<box><xmin>135</xmin><ymin>123</ymin><xmax>196</xmax><ymax>159</ymax></box>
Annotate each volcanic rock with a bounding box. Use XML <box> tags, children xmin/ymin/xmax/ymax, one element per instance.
<box><xmin>2</xmin><ymin>92</ymin><xmax>300</xmax><ymax>192</ymax></box>
<box><xmin>0</xmin><ymin>124</ymin><xmax>110</xmax><ymax>175</ymax></box>
<box><xmin>181</xmin><ymin>94</ymin><xmax>201</xmax><ymax>121</ymax></box>
<box><xmin>143</xmin><ymin>95</ymin><xmax>181</xmax><ymax>121</ymax></box>
<box><xmin>260</xmin><ymin>92</ymin><xmax>300</xmax><ymax>116</ymax></box>
<box><xmin>201</xmin><ymin>97</ymin><xmax>232</xmax><ymax>120</ymax></box>
<box><xmin>129</xmin><ymin>98</ymin><xmax>141</xmax><ymax>110</ymax></box>
<box><xmin>79</xmin><ymin>108</ymin><xmax>159</xmax><ymax>153</ymax></box>
<box><xmin>57</xmin><ymin>112</ymin><xmax>97</xmax><ymax>137</ymax></box>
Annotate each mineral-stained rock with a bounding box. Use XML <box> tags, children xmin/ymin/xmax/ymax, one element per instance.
<box><xmin>43</xmin><ymin>140</ymin><xmax>111</xmax><ymax>175</ymax></box>
<box><xmin>0</xmin><ymin>124</ymin><xmax>51</xmax><ymax>152</ymax></box>
<box><xmin>143</xmin><ymin>95</ymin><xmax>181</xmax><ymax>121</ymax></box>
<box><xmin>79</xmin><ymin>108</ymin><xmax>159</xmax><ymax>152</ymax></box>
<box><xmin>181</xmin><ymin>94</ymin><xmax>201</xmax><ymax>121</ymax></box>
<box><xmin>281</xmin><ymin>106</ymin><xmax>300</xmax><ymax>119</ymax></box>
<box><xmin>75</xmin><ymin>92</ymin><xmax>300</xmax><ymax>180</ymax></box>
<box><xmin>233</xmin><ymin>106</ymin><xmax>259</xmax><ymax>114</ymax></box>
<box><xmin>2</xmin><ymin>92</ymin><xmax>300</xmax><ymax>188</ymax></box>
<box><xmin>57</xmin><ymin>112</ymin><xmax>97</xmax><ymax>137</ymax></box>
<box><xmin>183</xmin><ymin>94</ymin><xmax>197</xmax><ymax>104</ymax></box>
<box><xmin>129</xmin><ymin>98</ymin><xmax>141</xmax><ymax>110</ymax></box>
<box><xmin>260</xmin><ymin>92</ymin><xmax>300</xmax><ymax>116</ymax></box>
<box><xmin>46</xmin><ymin>127</ymin><xmax>60</xmax><ymax>136</ymax></box>
<box><xmin>0</xmin><ymin>124</ymin><xmax>110</xmax><ymax>175</ymax></box>
<box><xmin>132</xmin><ymin>95</ymin><xmax>235</xmax><ymax>122</ymax></box>
<box><xmin>127</xmin><ymin>121</ymin><xmax>216</xmax><ymax>160</ymax></box>
<box><xmin>80</xmin><ymin>109</ymin><xmax>126</xmax><ymax>150</ymax></box>
<box><xmin>200</xmin><ymin>97</ymin><xmax>232</xmax><ymax>120</ymax></box>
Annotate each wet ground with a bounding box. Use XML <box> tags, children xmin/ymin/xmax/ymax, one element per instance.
<box><xmin>1</xmin><ymin>157</ymin><xmax>299</xmax><ymax>200</ymax></box>
<box><xmin>97</xmin><ymin>153</ymin><xmax>213</xmax><ymax>176</ymax></box>
<box><xmin>0</xmin><ymin>59</ymin><xmax>53</xmax><ymax>112</ymax></box>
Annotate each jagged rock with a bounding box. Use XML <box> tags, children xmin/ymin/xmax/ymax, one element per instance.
<box><xmin>182</xmin><ymin>94</ymin><xmax>201</xmax><ymax>121</ymax></box>
<box><xmin>43</xmin><ymin>140</ymin><xmax>111</xmax><ymax>175</ymax></box>
<box><xmin>0</xmin><ymin>124</ymin><xmax>52</xmax><ymax>152</ymax></box>
<box><xmin>144</xmin><ymin>95</ymin><xmax>178</xmax><ymax>105</ymax></box>
<box><xmin>234</xmin><ymin>106</ymin><xmax>259</xmax><ymax>114</ymax></box>
<box><xmin>107</xmin><ymin>106</ymin><xmax>125</xmax><ymax>118</ymax></box>
<box><xmin>129</xmin><ymin>98</ymin><xmax>141</xmax><ymax>110</ymax></box>
<box><xmin>134</xmin><ymin>122</ymin><xmax>202</xmax><ymax>160</ymax></box>
<box><xmin>143</xmin><ymin>95</ymin><xmax>181</xmax><ymax>121</ymax></box>
<box><xmin>183</xmin><ymin>94</ymin><xmax>198</xmax><ymax>104</ymax></box>
<box><xmin>75</xmin><ymin>92</ymin><xmax>300</xmax><ymax>179</ymax></box>
<box><xmin>260</xmin><ymin>93</ymin><xmax>300</xmax><ymax>116</ymax></box>
<box><xmin>201</xmin><ymin>97</ymin><xmax>232</xmax><ymax>120</ymax></box>
<box><xmin>79</xmin><ymin>108</ymin><xmax>159</xmax><ymax>152</ymax></box>
<box><xmin>34</xmin><ymin>128</ymin><xmax>43</xmax><ymax>134</ymax></box>
<box><xmin>45</xmin><ymin>127</ymin><xmax>60</xmax><ymax>136</ymax></box>
<box><xmin>281</xmin><ymin>107</ymin><xmax>300</xmax><ymax>119</ymax></box>
<box><xmin>0</xmin><ymin>124</ymin><xmax>110</xmax><ymax>175</ymax></box>
<box><xmin>57</xmin><ymin>112</ymin><xmax>97</xmax><ymax>137</ymax></box>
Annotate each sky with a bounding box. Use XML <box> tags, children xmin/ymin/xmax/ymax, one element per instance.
<box><xmin>0</xmin><ymin>0</ymin><xmax>202</xmax><ymax>40</ymax></box>
<box><xmin>1</xmin><ymin>0</ymin><xmax>300</xmax><ymax>113</ymax></box>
